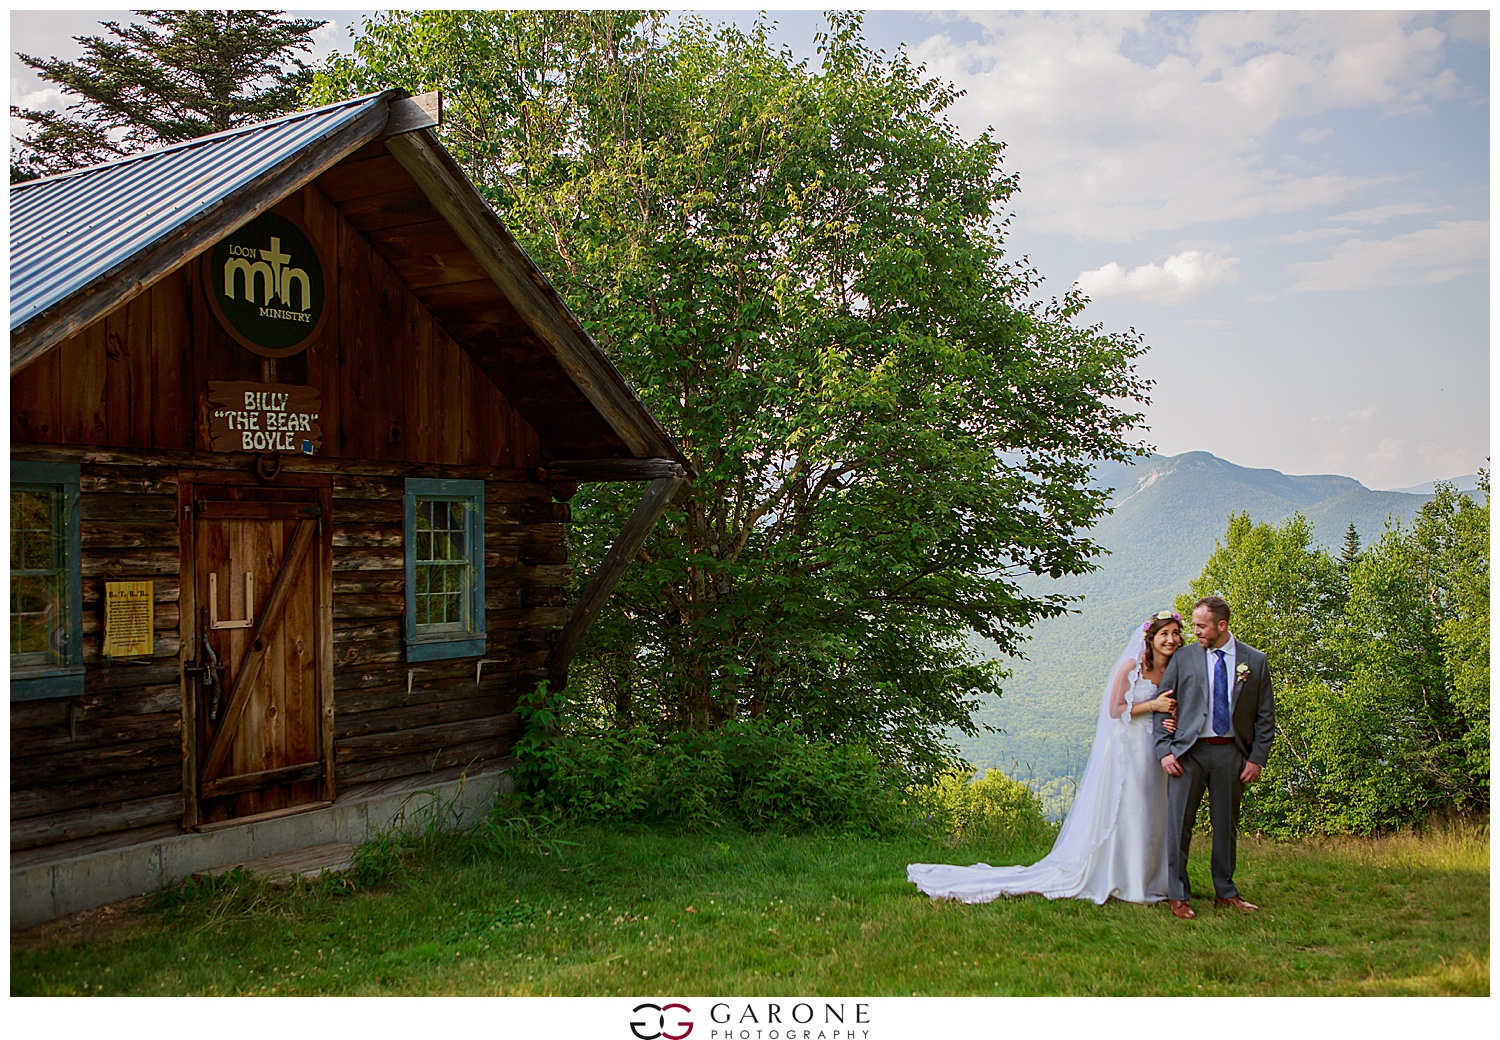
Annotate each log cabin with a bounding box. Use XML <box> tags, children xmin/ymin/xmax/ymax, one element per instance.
<box><xmin>9</xmin><ymin>90</ymin><xmax>692</xmax><ymax>925</ymax></box>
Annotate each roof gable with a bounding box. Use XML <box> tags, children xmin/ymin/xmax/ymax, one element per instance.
<box><xmin>10</xmin><ymin>93</ymin><xmax>689</xmax><ymax>473</ymax></box>
<box><xmin>11</xmin><ymin>93</ymin><xmax>394</xmax><ymax>340</ymax></box>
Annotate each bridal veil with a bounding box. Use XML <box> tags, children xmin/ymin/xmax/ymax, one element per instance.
<box><xmin>906</xmin><ymin>626</ymin><xmax>1168</xmax><ymax>904</ymax></box>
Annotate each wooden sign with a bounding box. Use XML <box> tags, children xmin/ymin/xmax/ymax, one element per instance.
<box><xmin>204</xmin><ymin>210</ymin><xmax>328</xmax><ymax>358</ymax></box>
<box><xmin>207</xmin><ymin>382</ymin><xmax>323</xmax><ymax>455</ymax></box>
<box><xmin>102</xmin><ymin>580</ymin><xmax>153</xmax><ymax>657</ymax></box>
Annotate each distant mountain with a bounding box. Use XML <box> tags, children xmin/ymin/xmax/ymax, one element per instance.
<box><xmin>956</xmin><ymin>451</ymin><xmax>1481</xmax><ymax>810</ymax></box>
<box><xmin>1386</xmin><ymin>473</ymin><xmax>1483</xmax><ymax>495</ymax></box>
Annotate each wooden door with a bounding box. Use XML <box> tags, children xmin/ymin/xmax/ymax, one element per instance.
<box><xmin>183</xmin><ymin>477</ymin><xmax>333</xmax><ymax>826</ymax></box>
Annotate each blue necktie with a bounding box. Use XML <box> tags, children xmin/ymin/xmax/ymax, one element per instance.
<box><xmin>1212</xmin><ymin>649</ymin><xmax>1230</xmax><ymax>736</ymax></box>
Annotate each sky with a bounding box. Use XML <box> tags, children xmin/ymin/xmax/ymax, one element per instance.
<box><xmin>7</xmin><ymin>6</ymin><xmax>1491</xmax><ymax>491</ymax></box>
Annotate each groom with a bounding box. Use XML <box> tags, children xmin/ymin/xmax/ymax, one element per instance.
<box><xmin>1154</xmin><ymin>596</ymin><xmax>1275</xmax><ymax>919</ymax></box>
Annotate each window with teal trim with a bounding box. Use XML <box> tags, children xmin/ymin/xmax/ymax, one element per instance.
<box><xmin>11</xmin><ymin>461</ymin><xmax>84</xmax><ymax>701</ymax></box>
<box><xmin>404</xmin><ymin>478</ymin><xmax>485</xmax><ymax>661</ymax></box>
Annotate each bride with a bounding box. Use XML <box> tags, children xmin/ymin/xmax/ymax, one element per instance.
<box><xmin>908</xmin><ymin>611</ymin><xmax>1183</xmax><ymax>904</ymax></box>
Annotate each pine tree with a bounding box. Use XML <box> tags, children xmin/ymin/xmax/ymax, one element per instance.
<box><xmin>11</xmin><ymin>10</ymin><xmax>325</xmax><ymax>181</ymax></box>
<box><xmin>1339</xmin><ymin>521</ymin><xmax>1362</xmax><ymax>573</ymax></box>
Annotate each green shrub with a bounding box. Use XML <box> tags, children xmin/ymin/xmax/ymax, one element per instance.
<box><xmin>348</xmin><ymin>778</ymin><xmax>579</xmax><ymax>889</ymax></box>
<box><xmin>512</xmin><ymin>683</ymin><xmax>905</xmax><ymax>833</ymax></box>
<box><xmin>711</xmin><ymin>719</ymin><xmax>905</xmax><ymax>833</ymax></box>
<box><xmin>1245</xmin><ymin>679</ymin><xmax>1443</xmax><ymax>838</ymax></box>
<box><xmin>909</xmin><ymin>763</ymin><xmax>1054</xmax><ymax>846</ymax></box>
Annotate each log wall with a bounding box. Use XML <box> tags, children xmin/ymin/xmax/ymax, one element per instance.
<box><xmin>327</xmin><ymin>472</ymin><xmax>568</xmax><ymax>795</ymax></box>
<box><xmin>12</xmin><ymin>465</ymin><xmax>186</xmax><ymax>852</ymax></box>
<box><xmin>10</xmin><ymin>460</ymin><xmax>570</xmax><ymax>859</ymax></box>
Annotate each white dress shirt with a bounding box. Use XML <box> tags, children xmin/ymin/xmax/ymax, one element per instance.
<box><xmin>1203</xmin><ymin>632</ymin><xmax>1237</xmax><ymax>736</ymax></box>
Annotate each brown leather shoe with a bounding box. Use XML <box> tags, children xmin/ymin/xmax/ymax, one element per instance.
<box><xmin>1214</xmin><ymin>896</ymin><xmax>1260</xmax><ymax>913</ymax></box>
<box><xmin>1169</xmin><ymin>899</ymin><xmax>1196</xmax><ymax>919</ymax></box>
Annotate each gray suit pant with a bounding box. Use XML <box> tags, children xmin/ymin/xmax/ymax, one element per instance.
<box><xmin>1167</xmin><ymin>740</ymin><xmax>1244</xmax><ymax>902</ymax></box>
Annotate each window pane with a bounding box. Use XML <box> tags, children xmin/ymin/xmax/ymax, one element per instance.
<box><xmin>11</xmin><ymin>572</ymin><xmax>60</xmax><ymax>658</ymax></box>
<box><xmin>11</xmin><ymin>490</ymin><xmax>56</xmax><ymax>570</ymax></box>
<box><xmin>22</xmin><ymin>528</ymin><xmax>53</xmax><ymax>570</ymax></box>
<box><xmin>11</xmin><ymin>487</ymin><xmax>66</xmax><ymax>666</ymax></box>
<box><xmin>407</xmin><ymin>485</ymin><xmax>482</xmax><ymax>645</ymax></box>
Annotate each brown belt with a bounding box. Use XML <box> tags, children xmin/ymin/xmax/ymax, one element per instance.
<box><xmin>1197</xmin><ymin>736</ymin><xmax>1234</xmax><ymax>746</ymax></box>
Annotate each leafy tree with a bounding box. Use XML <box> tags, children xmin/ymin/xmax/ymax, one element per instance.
<box><xmin>11</xmin><ymin>10</ymin><xmax>325</xmax><ymax>181</ymax></box>
<box><xmin>1342</xmin><ymin>479</ymin><xmax>1489</xmax><ymax>811</ymax></box>
<box><xmin>1248</xmin><ymin>678</ymin><xmax>1438</xmax><ymax>837</ymax></box>
<box><xmin>1431</xmin><ymin>475</ymin><xmax>1490</xmax><ymax>787</ymax></box>
<box><xmin>1176</xmin><ymin>512</ymin><xmax>1344</xmax><ymax>687</ymax></box>
<box><xmin>1183</xmin><ymin>483</ymin><xmax>1489</xmax><ymax>835</ymax></box>
<box><xmin>313</xmin><ymin>11</ymin><xmax>1150</xmax><ymax>779</ymax></box>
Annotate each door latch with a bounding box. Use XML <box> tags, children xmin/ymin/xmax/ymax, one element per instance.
<box><xmin>185</xmin><ymin>606</ymin><xmax>228</xmax><ymax>721</ymax></box>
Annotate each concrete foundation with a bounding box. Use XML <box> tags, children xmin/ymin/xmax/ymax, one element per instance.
<box><xmin>11</xmin><ymin>767</ymin><xmax>509</xmax><ymax>928</ymax></box>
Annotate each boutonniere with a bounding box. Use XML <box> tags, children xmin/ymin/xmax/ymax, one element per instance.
<box><xmin>1236</xmin><ymin>662</ymin><xmax>1250</xmax><ymax>682</ymax></box>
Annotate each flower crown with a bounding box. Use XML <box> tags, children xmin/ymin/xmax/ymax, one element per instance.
<box><xmin>1142</xmin><ymin>610</ymin><xmax>1182</xmax><ymax>634</ymax></box>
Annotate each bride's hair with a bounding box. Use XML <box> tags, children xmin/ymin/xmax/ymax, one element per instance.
<box><xmin>1142</xmin><ymin>612</ymin><xmax>1182</xmax><ymax>671</ymax></box>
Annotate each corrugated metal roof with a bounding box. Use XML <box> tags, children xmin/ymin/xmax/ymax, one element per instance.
<box><xmin>10</xmin><ymin>92</ymin><xmax>392</xmax><ymax>331</ymax></box>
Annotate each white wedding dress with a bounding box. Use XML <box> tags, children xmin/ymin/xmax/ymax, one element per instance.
<box><xmin>908</xmin><ymin>634</ymin><xmax>1169</xmax><ymax>905</ymax></box>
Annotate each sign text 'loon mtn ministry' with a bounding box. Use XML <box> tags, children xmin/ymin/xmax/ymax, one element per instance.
<box><xmin>205</xmin><ymin>210</ymin><xmax>328</xmax><ymax>358</ymax></box>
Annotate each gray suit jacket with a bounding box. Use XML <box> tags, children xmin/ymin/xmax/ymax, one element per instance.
<box><xmin>1153</xmin><ymin>638</ymin><xmax>1275</xmax><ymax>766</ymax></box>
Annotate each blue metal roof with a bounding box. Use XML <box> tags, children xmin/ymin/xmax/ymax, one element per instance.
<box><xmin>10</xmin><ymin>92</ymin><xmax>393</xmax><ymax>332</ymax></box>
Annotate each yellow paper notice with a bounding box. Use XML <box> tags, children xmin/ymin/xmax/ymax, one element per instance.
<box><xmin>103</xmin><ymin>580</ymin><xmax>154</xmax><ymax>657</ymax></box>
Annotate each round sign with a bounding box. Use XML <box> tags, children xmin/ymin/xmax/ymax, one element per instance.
<box><xmin>204</xmin><ymin>210</ymin><xmax>328</xmax><ymax>358</ymax></box>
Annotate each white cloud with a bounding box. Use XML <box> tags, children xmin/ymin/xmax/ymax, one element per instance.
<box><xmin>1287</xmin><ymin>220</ymin><xmax>1488</xmax><ymax>292</ymax></box>
<box><xmin>1331</xmin><ymin>202</ymin><xmax>1448</xmax><ymax>223</ymax></box>
<box><xmin>1077</xmin><ymin>250</ymin><xmax>1239</xmax><ymax>304</ymax></box>
<box><xmin>1304</xmin><ymin>407</ymin><xmax>1483</xmax><ymax>488</ymax></box>
<box><xmin>309</xmin><ymin>15</ymin><xmax>363</xmax><ymax>63</ymax></box>
<box><xmin>1309</xmin><ymin>407</ymin><xmax>1380</xmax><ymax>475</ymax></box>
<box><xmin>1263</xmin><ymin>226</ymin><xmax>1358</xmax><ymax>245</ymax></box>
<box><xmin>1441</xmin><ymin>11</ymin><xmax>1490</xmax><ymax>45</ymax></box>
<box><xmin>911</xmin><ymin>11</ymin><xmax>1470</xmax><ymax>241</ymax></box>
<box><xmin>1298</xmin><ymin>127</ymin><xmax>1334</xmax><ymax>143</ymax></box>
<box><xmin>1351</xmin><ymin>436</ymin><xmax>1485</xmax><ymax>490</ymax></box>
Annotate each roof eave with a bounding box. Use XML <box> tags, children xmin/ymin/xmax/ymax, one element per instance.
<box><xmin>383</xmin><ymin>129</ymin><xmax>693</xmax><ymax>475</ymax></box>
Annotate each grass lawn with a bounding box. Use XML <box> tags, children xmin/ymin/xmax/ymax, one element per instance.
<box><xmin>10</xmin><ymin>818</ymin><xmax>1488</xmax><ymax>996</ymax></box>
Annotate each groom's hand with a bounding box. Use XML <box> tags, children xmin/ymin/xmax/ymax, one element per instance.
<box><xmin>1160</xmin><ymin>753</ymin><xmax>1183</xmax><ymax>777</ymax></box>
<box><xmin>1239</xmin><ymin>761</ymin><xmax>1262</xmax><ymax>783</ymax></box>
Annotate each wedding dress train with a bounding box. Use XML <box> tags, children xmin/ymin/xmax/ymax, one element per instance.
<box><xmin>907</xmin><ymin>638</ymin><xmax>1169</xmax><ymax>905</ymax></box>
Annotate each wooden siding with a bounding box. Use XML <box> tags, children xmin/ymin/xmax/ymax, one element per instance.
<box><xmin>9</xmin><ymin>457</ymin><xmax>570</xmax><ymax>854</ymax></box>
<box><xmin>320</xmin><ymin>138</ymin><xmax>636</xmax><ymax>461</ymax></box>
<box><xmin>9</xmin><ymin>182</ymin><xmax>542</xmax><ymax>471</ymax></box>
<box><xmin>327</xmin><ymin>473</ymin><xmax>566</xmax><ymax>795</ymax></box>
<box><xmin>11</xmin><ymin>465</ymin><xmax>185</xmax><ymax>850</ymax></box>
